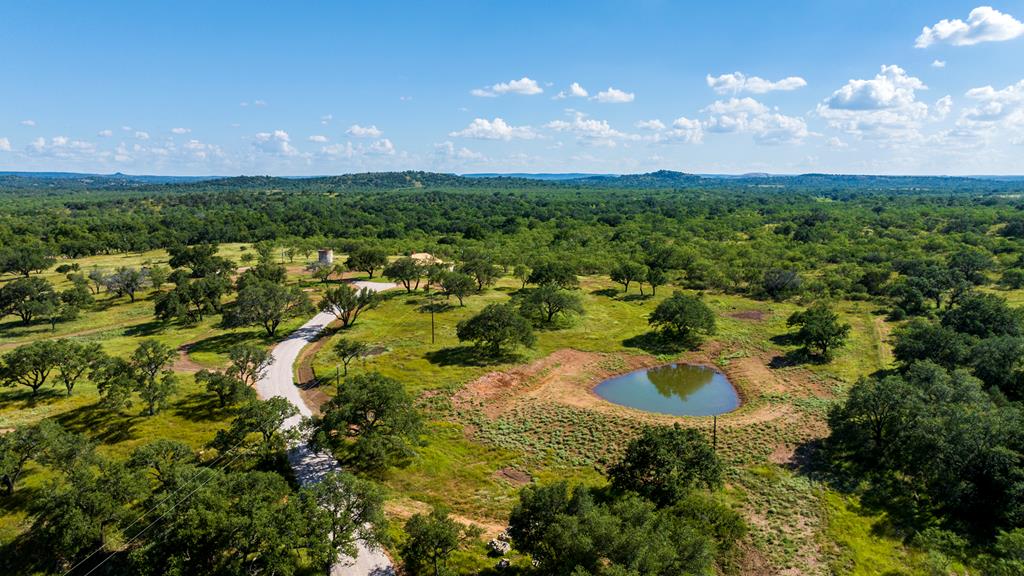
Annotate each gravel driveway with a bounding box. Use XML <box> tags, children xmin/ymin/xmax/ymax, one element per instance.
<box><xmin>254</xmin><ymin>280</ymin><xmax>397</xmax><ymax>576</ymax></box>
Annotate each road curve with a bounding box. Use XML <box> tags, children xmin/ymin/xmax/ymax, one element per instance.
<box><xmin>254</xmin><ymin>280</ymin><xmax>396</xmax><ymax>576</ymax></box>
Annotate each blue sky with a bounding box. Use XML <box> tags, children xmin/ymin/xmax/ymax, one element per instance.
<box><xmin>1</xmin><ymin>1</ymin><xmax>1023</xmax><ymax>175</ymax></box>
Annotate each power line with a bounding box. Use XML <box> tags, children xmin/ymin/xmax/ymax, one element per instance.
<box><xmin>61</xmin><ymin>434</ymin><xmax>251</xmax><ymax>576</ymax></box>
<box><xmin>73</xmin><ymin>445</ymin><xmax>251</xmax><ymax>576</ymax></box>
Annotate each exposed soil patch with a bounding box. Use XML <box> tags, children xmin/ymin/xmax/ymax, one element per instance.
<box><xmin>455</xmin><ymin>349</ymin><xmax>660</xmax><ymax>418</ymax></box>
<box><xmin>294</xmin><ymin>321</ymin><xmax>340</xmax><ymax>415</ymax></box>
<box><xmin>768</xmin><ymin>443</ymin><xmax>797</xmax><ymax>466</ymax></box>
<box><xmin>494</xmin><ymin>467</ymin><xmax>533</xmax><ymax>486</ymax></box>
<box><xmin>456</xmin><ymin>344</ymin><xmax>829</xmax><ymax>426</ymax></box>
<box><xmin>736</xmin><ymin>540</ymin><xmax>777</xmax><ymax>576</ymax></box>
<box><xmin>386</xmin><ymin>499</ymin><xmax>507</xmax><ymax>539</ymax></box>
<box><xmin>873</xmin><ymin>315</ymin><xmax>894</xmax><ymax>367</ymax></box>
<box><xmin>172</xmin><ymin>344</ymin><xmax>206</xmax><ymax>374</ymax></box>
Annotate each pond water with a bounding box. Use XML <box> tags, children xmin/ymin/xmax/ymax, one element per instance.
<box><xmin>593</xmin><ymin>363</ymin><xmax>740</xmax><ymax>416</ymax></box>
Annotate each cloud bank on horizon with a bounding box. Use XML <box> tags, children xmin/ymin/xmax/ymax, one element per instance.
<box><xmin>1</xmin><ymin>2</ymin><xmax>1022</xmax><ymax>175</ymax></box>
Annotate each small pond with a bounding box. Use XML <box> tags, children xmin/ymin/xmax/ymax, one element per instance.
<box><xmin>593</xmin><ymin>363</ymin><xmax>740</xmax><ymax>416</ymax></box>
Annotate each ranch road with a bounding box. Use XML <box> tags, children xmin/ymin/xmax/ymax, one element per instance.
<box><xmin>254</xmin><ymin>280</ymin><xmax>396</xmax><ymax>576</ymax></box>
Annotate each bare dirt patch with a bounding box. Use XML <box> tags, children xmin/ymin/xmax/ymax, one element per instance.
<box><xmin>455</xmin><ymin>349</ymin><xmax>660</xmax><ymax>419</ymax></box>
<box><xmin>172</xmin><ymin>344</ymin><xmax>205</xmax><ymax>374</ymax></box>
<box><xmin>736</xmin><ymin>540</ymin><xmax>777</xmax><ymax>576</ymax></box>
<box><xmin>294</xmin><ymin>322</ymin><xmax>340</xmax><ymax>415</ymax></box>
<box><xmin>456</xmin><ymin>345</ymin><xmax>827</xmax><ymax>428</ymax></box>
<box><xmin>873</xmin><ymin>315</ymin><xmax>894</xmax><ymax>367</ymax></box>
<box><xmin>768</xmin><ymin>443</ymin><xmax>797</xmax><ymax>466</ymax></box>
<box><xmin>385</xmin><ymin>499</ymin><xmax>507</xmax><ymax>539</ymax></box>
<box><xmin>494</xmin><ymin>467</ymin><xmax>532</xmax><ymax>486</ymax></box>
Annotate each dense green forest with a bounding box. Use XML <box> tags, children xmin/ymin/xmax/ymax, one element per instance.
<box><xmin>3</xmin><ymin>171</ymin><xmax>1024</xmax><ymax>575</ymax></box>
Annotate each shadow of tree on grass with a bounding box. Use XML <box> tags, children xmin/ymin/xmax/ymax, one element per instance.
<box><xmin>124</xmin><ymin>320</ymin><xmax>165</xmax><ymax>337</ymax></box>
<box><xmin>54</xmin><ymin>402</ymin><xmax>140</xmax><ymax>444</ymax></box>
<box><xmin>416</xmin><ymin>301</ymin><xmax>455</xmax><ymax>314</ymax></box>
<box><xmin>187</xmin><ymin>330</ymin><xmax>265</xmax><ymax>357</ymax></box>
<box><xmin>0</xmin><ymin>387</ymin><xmax>66</xmax><ymax>410</ymax></box>
<box><xmin>172</xmin><ymin>391</ymin><xmax>228</xmax><ymax>422</ymax></box>
<box><xmin>621</xmin><ymin>293</ymin><xmax>654</xmax><ymax>302</ymax></box>
<box><xmin>622</xmin><ymin>331</ymin><xmax>697</xmax><ymax>355</ymax></box>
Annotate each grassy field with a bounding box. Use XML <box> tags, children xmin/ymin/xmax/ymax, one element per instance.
<box><xmin>1</xmin><ymin>247</ymin><xmax>962</xmax><ymax>574</ymax></box>
<box><xmin>306</xmin><ymin>271</ymin><xmax>945</xmax><ymax>573</ymax></box>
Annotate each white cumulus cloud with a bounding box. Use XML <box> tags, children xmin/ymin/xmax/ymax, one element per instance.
<box><xmin>635</xmin><ymin>117</ymin><xmax>704</xmax><ymax>144</ymax></box>
<box><xmin>170</xmin><ymin>127</ymin><xmax>190</xmax><ymax>134</ymax></box>
<box><xmin>25</xmin><ymin>136</ymin><xmax>97</xmax><ymax>160</ymax></box>
<box><xmin>320</xmin><ymin>142</ymin><xmax>355</xmax><ymax>158</ymax></box>
<box><xmin>346</xmin><ymin>124</ymin><xmax>383</xmax><ymax>138</ymax></box>
<box><xmin>592</xmin><ymin>87</ymin><xmax>635</xmax><ymax>103</ymax></box>
<box><xmin>0</xmin><ymin>137</ymin><xmax>10</xmax><ymax>152</ymax></box>
<box><xmin>816</xmin><ymin>65</ymin><xmax>933</xmax><ymax>142</ymax></box>
<box><xmin>471</xmin><ymin>77</ymin><xmax>543</xmax><ymax>97</ymax></box>
<box><xmin>97</xmin><ymin>129</ymin><xmax>113</xmax><ymax>137</ymax></box>
<box><xmin>668</xmin><ymin>117</ymin><xmax>705</xmax><ymax>144</ymax></box>
<box><xmin>434</xmin><ymin>141</ymin><xmax>485</xmax><ymax>162</ymax></box>
<box><xmin>369</xmin><ymin>138</ymin><xmax>395</xmax><ymax>155</ymax></box>
<box><xmin>934</xmin><ymin>95</ymin><xmax>954</xmax><ymax>119</ymax></box>
<box><xmin>916</xmin><ymin>6</ymin><xmax>1024</xmax><ymax>47</ymax></box>
<box><xmin>308</xmin><ymin>135</ymin><xmax>329</xmax><ymax>143</ymax></box>
<box><xmin>706</xmin><ymin>72</ymin><xmax>807</xmax><ymax>94</ymax></box>
<box><xmin>135</xmin><ymin>131</ymin><xmax>150</xmax><ymax>140</ymax></box>
<box><xmin>824</xmin><ymin>64</ymin><xmax>926</xmax><ymax>110</ymax></box>
<box><xmin>635</xmin><ymin>119</ymin><xmax>666</xmax><ymax>131</ymax></box>
<box><xmin>20</xmin><ymin>120</ymin><xmax>35</xmax><ymax>127</ymax></box>
<box><xmin>554</xmin><ymin>82</ymin><xmax>589</xmax><ymax>99</ymax></box>
<box><xmin>932</xmin><ymin>59</ymin><xmax>947</xmax><ymax>68</ymax></box>
<box><xmin>961</xmin><ymin>79</ymin><xmax>1024</xmax><ymax>128</ymax></box>
<box><xmin>704</xmin><ymin>97</ymin><xmax>808</xmax><ymax>144</ymax></box>
<box><xmin>253</xmin><ymin>129</ymin><xmax>298</xmax><ymax>156</ymax></box>
<box><xmin>545</xmin><ymin>112</ymin><xmax>640</xmax><ymax>147</ymax></box>
<box><xmin>449</xmin><ymin>117</ymin><xmax>538</xmax><ymax>140</ymax></box>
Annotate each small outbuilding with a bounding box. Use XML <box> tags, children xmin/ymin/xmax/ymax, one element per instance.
<box><xmin>317</xmin><ymin>249</ymin><xmax>334</xmax><ymax>265</ymax></box>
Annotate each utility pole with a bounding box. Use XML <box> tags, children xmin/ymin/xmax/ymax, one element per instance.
<box><xmin>430</xmin><ymin>291</ymin><xmax>436</xmax><ymax>344</ymax></box>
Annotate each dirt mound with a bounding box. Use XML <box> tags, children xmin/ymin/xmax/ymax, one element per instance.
<box><xmin>455</xmin><ymin>349</ymin><xmax>658</xmax><ymax>418</ymax></box>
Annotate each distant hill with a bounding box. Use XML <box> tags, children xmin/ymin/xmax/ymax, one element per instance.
<box><xmin>1</xmin><ymin>169</ymin><xmax>1023</xmax><ymax>194</ymax></box>
<box><xmin>564</xmin><ymin>170</ymin><xmax>705</xmax><ymax>188</ymax></box>
<box><xmin>192</xmin><ymin>171</ymin><xmax>550</xmax><ymax>191</ymax></box>
<box><xmin>0</xmin><ymin>171</ymin><xmax>214</xmax><ymax>190</ymax></box>
<box><xmin>464</xmin><ymin>172</ymin><xmax>608</xmax><ymax>180</ymax></box>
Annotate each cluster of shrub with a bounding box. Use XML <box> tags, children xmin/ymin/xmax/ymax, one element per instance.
<box><xmin>826</xmin><ymin>289</ymin><xmax>1024</xmax><ymax>572</ymax></box>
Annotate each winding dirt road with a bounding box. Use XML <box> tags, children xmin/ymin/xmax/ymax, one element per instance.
<box><xmin>254</xmin><ymin>281</ymin><xmax>396</xmax><ymax>576</ymax></box>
